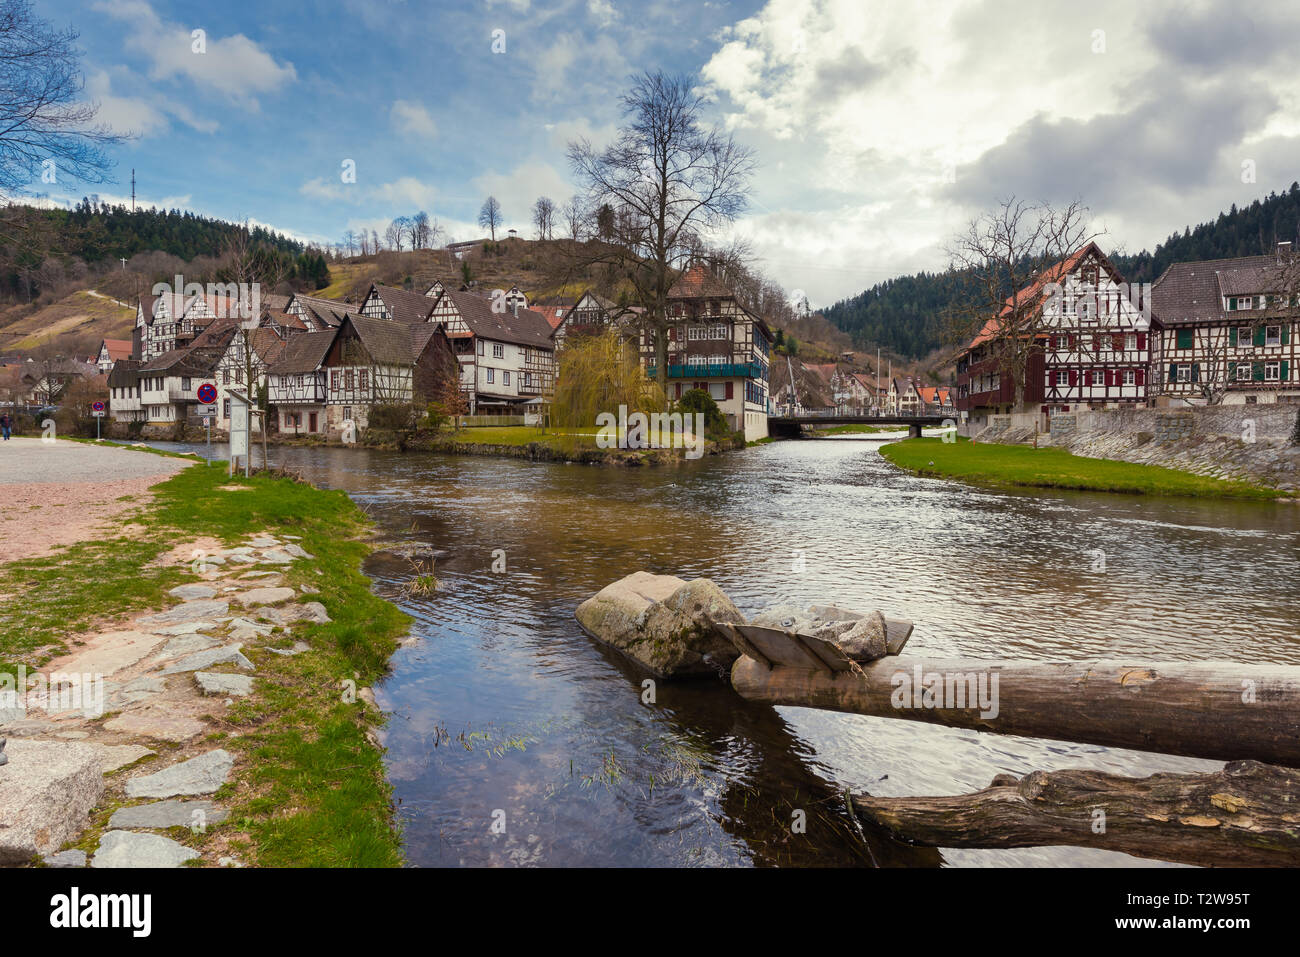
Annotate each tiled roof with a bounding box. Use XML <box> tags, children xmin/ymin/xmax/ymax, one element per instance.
<box><xmin>344</xmin><ymin>315</ymin><xmax>440</xmax><ymax>366</ymax></box>
<box><xmin>269</xmin><ymin>329</ymin><xmax>336</xmax><ymax>374</ymax></box>
<box><xmin>967</xmin><ymin>244</ymin><xmax>1100</xmax><ymax>349</ymax></box>
<box><xmin>1153</xmin><ymin>254</ymin><xmax>1291</xmax><ymax>324</ymax></box>
<box><xmin>667</xmin><ymin>264</ymin><xmax>735</xmax><ymax>300</ymax></box>
<box><xmin>371</xmin><ymin>284</ymin><xmax>438</xmax><ymax>324</ymax></box>
<box><xmin>100</xmin><ymin>339</ymin><xmax>132</xmax><ymax>361</ymax></box>
<box><xmin>107</xmin><ymin>358</ymin><xmax>141</xmax><ymax>387</ymax></box>
<box><xmin>440</xmin><ymin>289</ymin><xmax>556</xmax><ymax>349</ymax></box>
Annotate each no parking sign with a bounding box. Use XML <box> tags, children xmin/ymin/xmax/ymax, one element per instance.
<box><xmin>197</xmin><ymin>382</ymin><xmax>217</xmax><ymax>405</ymax></box>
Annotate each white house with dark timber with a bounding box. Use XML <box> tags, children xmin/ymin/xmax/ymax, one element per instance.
<box><xmin>268</xmin><ymin>329</ymin><xmax>335</xmax><ymax>434</ymax></box>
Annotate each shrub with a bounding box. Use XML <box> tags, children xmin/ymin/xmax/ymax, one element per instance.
<box><xmin>674</xmin><ymin>388</ymin><xmax>730</xmax><ymax>440</ymax></box>
<box><xmin>367</xmin><ymin>403</ymin><xmax>419</xmax><ymax>431</ymax></box>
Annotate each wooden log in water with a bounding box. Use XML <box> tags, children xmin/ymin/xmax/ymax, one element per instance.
<box><xmin>851</xmin><ymin>760</ymin><xmax>1300</xmax><ymax>867</ymax></box>
<box><xmin>730</xmin><ymin>655</ymin><xmax>1300</xmax><ymax>767</ymax></box>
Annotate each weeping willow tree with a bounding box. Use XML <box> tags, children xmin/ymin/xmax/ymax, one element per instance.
<box><xmin>551</xmin><ymin>329</ymin><xmax>666</xmax><ymax>430</ymax></box>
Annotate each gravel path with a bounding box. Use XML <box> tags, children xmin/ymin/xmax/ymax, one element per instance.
<box><xmin>0</xmin><ymin>438</ymin><xmax>191</xmax><ymax>562</ymax></box>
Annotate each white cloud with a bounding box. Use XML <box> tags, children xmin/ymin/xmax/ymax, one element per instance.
<box><xmin>588</xmin><ymin>0</ymin><xmax>619</xmax><ymax>28</ymax></box>
<box><xmin>93</xmin><ymin>0</ymin><xmax>296</xmax><ymax>104</ymax></box>
<box><xmin>85</xmin><ymin>70</ymin><xmax>220</xmax><ymax>137</ymax></box>
<box><xmin>472</xmin><ymin>161</ymin><xmax>575</xmax><ymax>234</ymax></box>
<box><xmin>300</xmin><ymin>175</ymin><xmax>438</xmax><ymax>213</ymax></box>
<box><xmin>390</xmin><ymin>100</ymin><xmax>438</xmax><ymax>142</ymax></box>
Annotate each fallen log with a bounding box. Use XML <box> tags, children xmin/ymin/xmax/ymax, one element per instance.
<box><xmin>852</xmin><ymin>760</ymin><xmax>1300</xmax><ymax>867</ymax></box>
<box><xmin>730</xmin><ymin>655</ymin><xmax>1300</xmax><ymax>767</ymax></box>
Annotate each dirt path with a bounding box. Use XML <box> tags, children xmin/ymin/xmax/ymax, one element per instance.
<box><xmin>0</xmin><ymin>438</ymin><xmax>191</xmax><ymax>562</ymax></box>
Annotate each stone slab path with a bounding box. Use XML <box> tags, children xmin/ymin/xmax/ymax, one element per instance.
<box><xmin>0</xmin><ymin>530</ymin><xmax>332</xmax><ymax>868</ymax></box>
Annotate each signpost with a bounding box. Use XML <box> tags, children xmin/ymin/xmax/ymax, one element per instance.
<box><xmin>197</xmin><ymin>383</ymin><xmax>218</xmax><ymax>465</ymax></box>
<box><xmin>228</xmin><ymin>389</ymin><xmax>250</xmax><ymax>477</ymax></box>
<box><xmin>91</xmin><ymin>400</ymin><xmax>105</xmax><ymax>440</ymax></box>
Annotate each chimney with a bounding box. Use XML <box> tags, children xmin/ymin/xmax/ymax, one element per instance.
<box><xmin>1278</xmin><ymin>240</ymin><xmax>1293</xmax><ymax>263</ymax></box>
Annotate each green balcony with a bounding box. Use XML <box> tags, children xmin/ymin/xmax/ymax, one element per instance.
<box><xmin>647</xmin><ymin>362</ymin><xmax>763</xmax><ymax>379</ymax></box>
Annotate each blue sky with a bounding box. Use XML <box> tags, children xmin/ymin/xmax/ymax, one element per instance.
<box><xmin>29</xmin><ymin>0</ymin><xmax>1300</xmax><ymax>307</ymax></box>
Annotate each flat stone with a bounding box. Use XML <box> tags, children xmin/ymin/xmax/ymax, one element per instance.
<box><xmin>226</xmin><ymin>553</ymin><xmax>257</xmax><ymax>564</ymax></box>
<box><xmin>226</xmin><ymin>619</ymin><xmax>273</xmax><ymax>642</ymax></box>
<box><xmin>259</xmin><ymin>549</ymin><xmax>295</xmax><ymax>565</ymax></box>
<box><xmin>0</xmin><ymin>739</ymin><xmax>104</xmax><ymax>865</ymax></box>
<box><xmin>93</xmin><ymin>744</ymin><xmax>155</xmax><ymax>773</ymax></box>
<box><xmin>267</xmin><ymin>641</ymin><xmax>310</xmax><ymax>657</ymax></box>
<box><xmin>0</xmin><ymin>717</ymin><xmax>56</xmax><ymax>735</ymax></box>
<box><xmin>150</xmin><ymin>621</ymin><xmax>217</xmax><ymax>636</ymax></box>
<box><xmin>139</xmin><ymin>599</ymin><xmax>229</xmax><ymax>626</ymax></box>
<box><xmin>199</xmin><ymin>554</ymin><xmax>226</xmax><ymax>566</ymax></box>
<box><xmin>240</xmin><ymin>571</ymin><xmax>281</xmax><ymax>581</ymax></box>
<box><xmin>91</xmin><ymin>831</ymin><xmax>199</xmax><ymax>868</ymax></box>
<box><xmin>155</xmin><ymin>633</ymin><xmax>220</xmax><ymax>660</ymax></box>
<box><xmin>108</xmin><ymin>799</ymin><xmax>227</xmax><ymax>830</ymax></box>
<box><xmin>43</xmin><ymin>849</ymin><xmax>87</xmax><ymax>868</ymax></box>
<box><xmin>249</xmin><ymin>536</ymin><xmax>279</xmax><ymax>548</ymax></box>
<box><xmin>301</xmin><ymin>601</ymin><xmax>330</xmax><ymax>623</ymax></box>
<box><xmin>194</xmin><ymin>672</ymin><xmax>254</xmax><ymax>696</ymax></box>
<box><xmin>263</xmin><ymin>602</ymin><xmax>330</xmax><ymax>626</ymax></box>
<box><xmin>55</xmin><ymin>630</ymin><xmax>164</xmax><ymax>679</ymax></box>
<box><xmin>236</xmin><ymin>586</ymin><xmax>295</xmax><ymax>606</ymax></box>
<box><xmin>283</xmin><ymin>543</ymin><xmax>313</xmax><ymax>559</ymax></box>
<box><xmin>56</xmin><ymin>730</ymin><xmax>89</xmax><ymax>739</ymax></box>
<box><xmin>168</xmin><ymin>584</ymin><xmax>218</xmax><ymax>601</ymax></box>
<box><xmin>159</xmin><ymin>644</ymin><xmax>254</xmax><ymax>676</ymax></box>
<box><xmin>122</xmin><ymin>676</ymin><xmax>165</xmax><ymax>693</ymax></box>
<box><xmin>125</xmin><ymin>749</ymin><xmax>233</xmax><ymax>798</ymax></box>
<box><xmin>223</xmin><ymin>546</ymin><xmax>255</xmax><ymax>556</ymax></box>
<box><xmin>104</xmin><ymin>708</ymin><xmax>206</xmax><ymax>743</ymax></box>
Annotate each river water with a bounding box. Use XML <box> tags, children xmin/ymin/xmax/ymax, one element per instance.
<box><xmin>152</xmin><ymin>437</ymin><xmax>1300</xmax><ymax>867</ymax></box>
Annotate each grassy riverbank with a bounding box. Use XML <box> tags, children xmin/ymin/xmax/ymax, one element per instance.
<box><xmin>0</xmin><ymin>458</ymin><xmax>409</xmax><ymax>866</ymax></box>
<box><xmin>879</xmin><ymin>437</ymin><xmax>1282</xmax><ymax>500</ymax></box>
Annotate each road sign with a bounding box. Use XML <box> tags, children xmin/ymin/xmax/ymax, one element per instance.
<box><xmin>91</xmin><ymin>400</ymin><xmax>105</xmax><ymax>412</ymax></box>
<box><xmin>203</xmin><ymin>416</ymin><xmax>211</xmax><ymax>427</ymax></box>
<box><xmin>197</xmin><ymin>383</ymin><xmax>218</xmax><ymax>404</ymax></box>
<box><xmin>91</xmin><ymin>410</ymin><xmax>105</xmax><ymax>417</ymax></box>
<box><xmin>196</xmin><ymin>404</ymin><xmax>217</xmax><ymax>416</ymax></box>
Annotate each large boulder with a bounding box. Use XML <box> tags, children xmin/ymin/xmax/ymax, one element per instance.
<box><xmin>575</xmin><ymin>572</ymin><xmax>745</xmax><ymax>678</ymax></box>
<box><xmin>0</xmin><ymin>739</ymin><xmax>104</xmax><ymax>864</ymax></box>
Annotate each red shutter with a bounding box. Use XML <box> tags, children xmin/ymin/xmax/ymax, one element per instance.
<box><xmin>1137</xmin><ymin>333</ymin><xmax>1147</xmax><ymax>351</ymax></box>
<box><xmin>668</xmin><ymin>327</ymin><xmax>676</xmax><ymax>341</ymax></box>
<box><xmin>675</xmin><ymin>383</ymin><xmax>682</xmax><ymax>399</ymax></box>
<box><xmin>1068</xmin><ymin>370</ymin><xmax>1077</xmax><ymax>386</ymax></box>
<box><xmin>1069</xmin><ymin>335</ymin><xmax>1077</xmax><ymax>349</ymax></box>
<box><xmin>1136</xmin><ymin>368</ymin><xmax>1146</xmax><ymax>386</ymax></box>
<box><xmin>725</xmin><ymin>381</ymin><xmax>734</xmax><ymax>400</ymax></box>
<box><xmin>1113</xmin><ymin>334</ymin><xmax>1124</xmax><ymax>352</ymax></box>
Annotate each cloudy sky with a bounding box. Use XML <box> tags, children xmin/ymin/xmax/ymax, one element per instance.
<box><xmin>31</xmin><ymin>0</ymin><xmax>1300</xmax><ymax>307</ymax></box>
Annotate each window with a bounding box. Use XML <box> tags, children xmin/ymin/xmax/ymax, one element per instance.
<box><xmin>344</xmin><ymin>370</ymin><xmax>354</xmax><ymax>391</ymax></box>
<box><xmin>502</xmin><ymin>371</ymin><xmax>510</xmax><ymax>387</ymax></box>
<box><xmin>223</xmin><ymin>399</ymin><xmax>230</xmax><ymax>418</ymax></box>
<box><xmin>711</xmin><ymin>300</ymin><xmax>721</xmax><ymax>316</ymax></box>
<box><xmin>1176</xmin><ymin>364</ymin><xmax>1192</xmax><ymax>383</ymax></box>
<box><xmin>330</xmin><ymin>370</ymin><xmax>339</xmax><ymax>390</ymax></box>
<box><xmin>1125</xmin><ymin>333</ymin><xmax>1137</xmax><ymax>351</ymax></box>
<box><xmin>1054</xmin><ymin>335</ymin><xmax>1068</xmax><ymax>351</ymax></box>
<box><xmin>1266</xmin><ymin>325</ymin><xmax>1282</xmax><ymax>347</ymax></box>
<box><xmin>358</xmin><ymin>369</ymin><xmax>368</xmax><ymax>393</ymax></box>
<box><xmin>235</xmin><ymin>367</ymin><xmax>243</xmax><ymax>384</ymax></box>
<box><xmin>181</xmin><ymin>377</ymin><xmax>191</xmax><ymax>391</ymax></box>
<box><xmin>493</xmin><ymin>343</ymin><xmax>504</xmax><ymax>358</ymax></box>
<box><xmin>687</xmin><ymin>326</ymin><xmax>706</xmax><ymax>341</ymax></box>
<box><xmin>1123</xmin><ymin>369</ymin><xmax>1136</xmax><ymax>386</ymax></box>
<box><xmin>1175</xmin><ymin>329</ymin><xmax>1194</xmax><ymax>350</ymax></box>
<box><xmin>707</xmin><ymin>355</ymin><xmax>724</xmax><ymax>366</ymax></box>
<box><xmin>686</xmin><ymin>354</ymin><xmax>706</xmax><ymax>366</ymax></box>
<box><xmin>1236</xmin><ymin>364</ymin><xmax>1252</xmax><ymax>381</ymax></box>
<box><xmin>1266</xmin><ymin>361</ymin><xmax>1281</xmax><ymax>381</ymax></box>
<box><xmin>485</xmin><ymin>368</ymin><xmax>494</xmax><ymax>384</ymax></box>
<box><xmin>478</xmin><ymin>340</ymin><xmax>485</xmax><ymax>356</ymax></box>
<box><xmin>711</xmin><ymin>325</ymin><xmax>728</xmax><ymax>340</ymax></box>
<box><xmin>1055</xmin><ymin>370</ymin><xmax>1068</xmax><ymax>386</ymax></box>
<box><xmin>1091</xmin><ymin>369</ymin><xmax>1105</xmax><ymax>386</ymax></box>
<box><xmin>1237</xmin><ymin>327</ymin><xmax>1252</xmax><ymax>348</ymax></box>
<box><xmin>223</xmin><ymin>369</ymin><xmax>231</xmax><ymax>385</ymax></box>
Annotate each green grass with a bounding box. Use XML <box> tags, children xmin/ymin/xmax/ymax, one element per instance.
<box><xmin>0</xmin><ymin>460</ymin><xmax>410</xmax><ymax>867</ymax></box>
<box><xmin>879</xmin><ymin>437</ymin><xmax>1282</xmax><ymax>500</ymax></box>
<box><xmin>810</xmin><ymin>424</ymin><xmax>903</xmax><ymax>435</ymax></box>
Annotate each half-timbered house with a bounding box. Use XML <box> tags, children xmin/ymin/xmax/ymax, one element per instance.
<box><xmin>268</xmin><ymin>329</ymin><xmax>336</xmax><ymax>435</ymax></box>
<box><xmin>641</xmin><ymin>264</ymin><xmax>773</xmax><ymax>441</ymax></box>
<box><xmin>1152</xmin><ymin>245</ymin><xmax>1300</xmax><ymax>405</ymax></box>
<box><xmin>95</xmin><ymin>338</ymin><xmax>132</xmax><ymax>374</ymax></box>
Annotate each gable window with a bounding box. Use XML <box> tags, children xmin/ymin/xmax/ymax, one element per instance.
<box><xmin>493</xmin><ymin>343</ymin><xmax>504</xmax><ymax>358</ymax></box>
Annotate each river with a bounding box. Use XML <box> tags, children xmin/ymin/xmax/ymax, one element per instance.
<box><xmin>150</xmin><ymin>436</ymin><xmax>1300</xmax><ymax>867</ymax></box>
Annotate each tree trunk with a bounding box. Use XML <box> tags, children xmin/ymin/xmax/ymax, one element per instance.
<box><xmin>729</xmin><ymin>655</ymin><xmax>1300</xmax><ymax>767</ymax></box>
<box><xmin>852</xmin><ymin>760</ymin><xmax>1300</xmax><ymax>867</ymax></box>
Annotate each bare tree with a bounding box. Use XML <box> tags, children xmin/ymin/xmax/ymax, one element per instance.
<box><xmin>411</xmin><ymin>211</ymin><xmax>430</xmax><ymax>249</ymax></box>
<box><xmin>342</xmin><ymin>229</ymin><xmax>358</xmax><ymax>256</ymax></box>
<box><xmin>946</xmin><ymin>197</ymin><xmax>1099</xmax><ymax>408</ymax></box>
<box><xmin>386</xmin><ymin>217</ymin><xmax>409</xmax><ymax>251</ymax></box>
<box><xmin>566</xmin><ymin>70</ymin><xmax>756</xmax><ymax>388</ymax></box>
<box><xmin>532</xmin><ymin>196</ymin><xmax>555</xmax><ymax>240</ymax></box>
<box><xmin>0</xmin><ymin>0</ymin><xmax>128</xmax><ymax>199</ymax></box>
<box><xmin>478</xmin><ymin>196</ymin><xmax>502</xmax><ymax>241</ymax></box>
<box><xmin>563</xmin><ymin>195</ymin><xmax>584</xmax><ymax>240</ymax></box>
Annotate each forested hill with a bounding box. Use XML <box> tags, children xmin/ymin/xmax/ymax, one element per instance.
<box><xmin>824</xmin><ymin>182</ymin><xmax>1300</xmax><ymax>360</ymax></box>
<box><xmin>4</xmin><ymin>200</ymin><xmax>304</xmax><ymax>262</ymax></box>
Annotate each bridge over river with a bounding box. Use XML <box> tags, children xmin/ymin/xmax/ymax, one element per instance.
<box><xmin>768</xmin><ymin>414</ymin><xmax>953</xmax><ymax>438</ymax></box>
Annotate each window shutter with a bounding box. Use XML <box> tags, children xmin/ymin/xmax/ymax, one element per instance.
<box><xmin>1284</xmin><ymin>325</ymin><xmax>1292</xmax><ymax>346</ymax></box>
<box><xmin>1253</xmin><ymin>361</ymin><xmax>1265</xmax><ymax>381</ymax></box>
<box><xmin>1254</xmin><ymin>325</ymin><xmax>1266</xmax><ymax>347</ymax></box>
<box><xmin>1229</xmin><ymin>327</ymin><xmax>1237</xmax><ymax>347</ymax></box>
<box><xmin>1137</xmin><ymin>333</ymin><xmax>1146</xmax><ymax>351</ymax></box>
<box><xmin>1136</xmin><ymin>368</ymin><xmax>1146</xmax><ymax>387</ymax></box>
<box><xmin>1282</xmin><ymin>360</ymin><xmax>1290</xmax><ymax>381</ymax></box>
<box><xmin>1229</xmin><ymin>361</ymin><xmax>1237</xmax><ymax>379</ymax></box>
<box><xmin>1191</xmin><ymin>364</ymin><xmax>1201</xmax><ymax>383</ymax></box>
<box><xmin>1112</xmin><ymin>335</ymin><xmax>1124</xmax><ymax>352</ymax></box>
<box><xmin>725</xmin><ymin>381</ymin><xmax>734</xmax><ymax>400</ymax></box>
<box><xmin>1168</xmin><ymin>363</ymin><xmax>1177</xmax><ymax>382</ymax></box>
<box><xmin>1068</xmin><ymin>369</ymin><xmax>1077</xmax><ymax>386</ymax></box>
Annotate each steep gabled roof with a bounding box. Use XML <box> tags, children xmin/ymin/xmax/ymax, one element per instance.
<box><xmin>1153</xmin><ymin>253</ymin><xmax>1290</xmax><ymax>324</ymax></box>
<box><xmin>667</xmin><ymin>264</ymin><xmax>735</xmax><ymax>300</ymax></box>
<box><xmin>107</xmin><ymin>358</ymin><xmax>141</xmax><ymax>387</ymax></box>
<box><xmin>368</xmin><ymin>284</ymin><xmax>439</xmax><ymax>324</ymax></box>
<box><xmin>439</xmin><ymin>288</ymin><xmax>555</xmax><ymax>349</ymax></box>
<box><xmin>99</xmin><ymin>339</ymin><xmax>132</xmax><ymax>361</ymax></box>
<box><xmin>269</xmin><ymin>328</ymin><xmax>336</xmax><ymax>375</ymax></box>
<box><xmin>339</xmin><ymin>314</ymin><xmax>440</xmax><ymax>366</ymax></box>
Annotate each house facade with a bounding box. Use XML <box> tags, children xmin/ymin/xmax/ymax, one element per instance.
<box><xmin>267</xmin><ymin>330</ymin><xmax>335</xmax><ymax>434</ymax></box>
<box><xmin>642</xmin><ymin>264</ymin><xmax>773</xmax><ymax>441</ymax></box>
<box><xmin>96</xmin><ymin>338</ymin><xmax>132</xmax><ymax>374</ymax></box>
<box><xmin>1152</xmin><ymin>246</ymin><xmax>1300</xmax><ymax>406</ymax></box>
